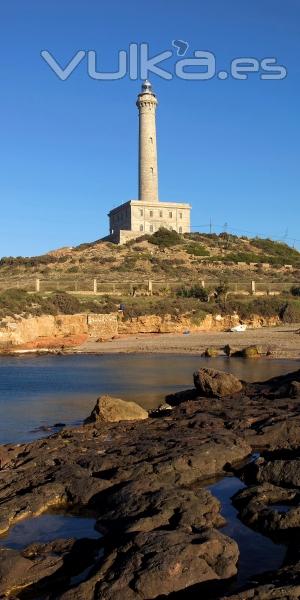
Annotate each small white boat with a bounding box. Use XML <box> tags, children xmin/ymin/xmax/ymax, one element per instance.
<box><xmin>230</xmin><ymin>324</ymin><xmax>247</xmax><ymax>333</ymax></box>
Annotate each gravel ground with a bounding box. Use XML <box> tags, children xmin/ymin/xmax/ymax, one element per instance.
<box><xmin>78</xmin><ymin>324</ymin><xmax>300</xmax><ymax>359</ymax></box>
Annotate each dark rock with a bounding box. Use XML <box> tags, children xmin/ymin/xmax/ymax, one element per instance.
<box><xmin>193</xmin><ymin>368</ymin><xmax>243</xmax><ymax>397</ymax></box>
<box><xmin>290</xmin><ymin>381</ymin><xmax>300</xmax><ymax>399</ymax></box>
<box><xmin>256</xmin><ymin>457</ymin><xmax>300</xmax><ymax>488</ymax></box>
<box><xmin>148</xmin><ymin>402</ymin><xmax>173</xmax><ymax>417</ymax></box>
<box><xmin>232</xmin><ymin>482</ymin><xmax>300</xmax><ymax>535</ymax></box>
<box><xmin>219</xmin><ymin>561</ymin><xmax>300</xmax><ymax>599</ymax></box>
<box><xmin>61</xmin><ymin>529</ymin><xmax>239</xmax><ymax>600</ymax></box>
<box><xmin>96</xmin><ymin>481</ymin><xmax>225</xmax><ymax>533</ymax></box>
<box><xmin>2</xmin><ymin>367</ymin><xmax>300</xmax><ymax>597</ymax></box>
<box><xmin>165</xmin><ymin>388</ymin><xmax>198</xmax><ymax>405</ymax></box>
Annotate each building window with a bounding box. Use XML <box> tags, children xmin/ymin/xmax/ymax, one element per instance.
<box><xmin>150</xmin><ymin>167</ymin><xmax>154</xmax><ymax>175</ymax></box>
<box><xmin>169</xmin><ymin>211</ymin><xmax>173</xmax><ymax>218</ymax></box>
<box><xmin>159</xmin><ymin>210</ymin><xmax>163</xmax><ymax>217</ymax></box>
<box><xmin>150</xmin><ymin>210</ymin><xmax>153</xmax><ymax>217</ymax></box>
<box><xmin>140</xmin><ymin>209</ymin><xmax>143</xmax><ymax>216</ymax></box>
<box><xmin>179</xmin><ymin>212</ymin><xmax>183</xmax><ymax>219</ymax></box>
<box><xmin>179</xmin><ymin>226</ymin><xmax>183</xmax><ymax>233</ymax></box>
<box><xmin>140</xmin><ymin>224</ymin><xmax>144</xmax><ymax>232</ymax></box>
<box><xmin>150</xmin><ymin>225</ymin><xmax>154</xmax><ymax>232</ymax></box>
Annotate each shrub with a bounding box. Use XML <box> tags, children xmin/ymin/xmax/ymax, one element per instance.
<box><xmin>251</xmin><ymin>238</ymin><xmax>300</xmax><ymax>266</ymax></box>
<box><xmin>50</xmin><ymin>292</ymin><xmax>81</xmax><ymax>314</ymax></box>
<box><xmin>291</xmin><ymin>286</ymin><xmax>300</xmax><ymax>297</ymax></box>
<box><xmin>177</xmin><ymin>285</ymin><xmax>209</xmax><ymax>302</ymax></box>
<box><xmin>280</xmin><ymin>300</ymin><xmax>300</xmax><ymax>323</ymax></box>
<box><xmin>215</xmin><ymin>282</ymin><xmax>229</xmax><ymax>300</ymax></box>
<box><xmin>186</xmin><ymin>244</ymin><xmax>210</xmax><ymax>257</ymax></box>
<box><xmin>149</xmin><ymin>228</ymin><xmax>182</xmax><ymax>248</ymax></box>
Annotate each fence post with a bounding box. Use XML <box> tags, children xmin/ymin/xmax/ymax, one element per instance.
<box><xmin>148</xmin><ymin>279</ymin><xmax>153</xmax><ymax>295</ymax></box>
<box><xmin>251</xmin><ymin>280</ymin><xmax>256</xmax><ymax>295</ymax></box>
<box><xmin>93</xmin><ymin>278</ymin><xmax>97</xmax><ymax>294</ymax></box>
<box><xmin>35</xmin><ymin>278</ymin><xmax>40</xmax><ymax>293</ymax></box>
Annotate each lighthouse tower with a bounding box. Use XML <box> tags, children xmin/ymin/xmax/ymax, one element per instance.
<box><xmin>107</xmin><ymin>81</ymin><xmax>191</xmax><ymax>244</ymax></box>
<box><xmin>136</xmin><ymin>80</ymin><xmax>159</xmax><ymax>203</ymax></box>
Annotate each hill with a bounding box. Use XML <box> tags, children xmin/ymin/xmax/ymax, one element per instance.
<box><xmin>0</xmin><ymin>230</ymin><xmax>299</xmax><ymax>291</ymax></box>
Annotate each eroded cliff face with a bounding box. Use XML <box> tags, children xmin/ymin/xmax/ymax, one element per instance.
<box><xmin>0</xmin><ymin>311</ymin><xmax>280</xmax><ymax>351</ymax></box>
<box><xmin>118</xmin><ymin>313</ymin><xmax>280</xmax><ymax>335</ymax></box>
<box><xmin>0</xmin><ymin>313</ymin><xmax>118</xmax><ymax>350</ymax></box>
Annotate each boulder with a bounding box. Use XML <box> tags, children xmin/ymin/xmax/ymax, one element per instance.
<box><xmin>88</xmin><ymin>528</ymin><xmax>239</xmax><ymax>600</ymax></box>
<box><xmin>204</xmin><ymin>347</ymin><xmax>220</xmax><ymax>357</ymax></box>
<box><xmin>193</xmin><ymin>368</ymin><xmax>243</xmax><ymax>397</ymax></box>
<box><xmin>240</xmin><ymin>345</ymin><xmax>262</xmax><ymax>358</ymax></box>
<box><xmin>85</xmin><ymin>395</ymin><xmax>148</xmax><ymax>424</ymax></box>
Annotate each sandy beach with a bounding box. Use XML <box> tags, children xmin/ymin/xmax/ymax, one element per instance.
<box><xmin>78</xmin><ymin>324</ymin><xmax>300</xmax><ymax>359</ymax></box>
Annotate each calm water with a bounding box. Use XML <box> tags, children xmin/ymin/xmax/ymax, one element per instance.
<box><xmin>0</xmin><ymin>513</ymin><xmax>100</xmax><ymax>549</ymax></box>
<box><xmin>208</xmin><ymin>476</ymin><xmax>286</xmax><ymax>590</ymax></box>
<box><xmin>0</xmin><ymin>354</ymin><xmax>298</xmax><ymax>445</ymax></box>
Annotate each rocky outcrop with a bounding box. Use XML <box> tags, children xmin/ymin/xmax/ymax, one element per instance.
<box><xmin>118</xmin><ymin>313</ymin><xmax>280</xmax><ymax>335</ymax></box>
<box><xmin>0</xmin><ymin>310</ymin><xmax>282</xmax><ymax>352</ymax></box>
<box><xmin>71</xmin><ymin>529</ymin><xmax>239</xmax><ymax>600</ymax></box>
<box><xmin>232</xmin><ymin>482</ymin><xmax>300</xmax><ymax>535</ymax></box>
<box><xmin>194</xmin><ymin>367</ymin><xmax>243</xmax><ymax>397</ymax></box>
<box><xmin>2</xmin><ymin>368</ymin><xmax>300</xmax><ymax>597</ymax></box>
<box><xmin>84</xmin><ymin>395</ymin><xmax>148</xmax><ymax>424</ymax></box>
<box><xmin>0</xmin><ymin>312</ymin><xmax>118</xmax><ymax>350</ymax></box>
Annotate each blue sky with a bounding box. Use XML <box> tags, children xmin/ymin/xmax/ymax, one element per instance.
<box><xmin>0</xmin><ymin>0</ymin><xmax>299</xmax><ymax>256</ymax></box>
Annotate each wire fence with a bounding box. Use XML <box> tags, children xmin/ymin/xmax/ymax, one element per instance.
<box><xmin>0</xmin><ymin>277</ymin><xmax>298</xmax><ymax>296</ymax></box>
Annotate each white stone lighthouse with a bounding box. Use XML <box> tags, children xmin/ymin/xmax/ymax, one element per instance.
<box><xmin>137</xmin><ymin>80</ymin><xmax>159</xmax><ymax>203</ymax></box>
<box><xmin>108</xmin><ymin>81</ymin><xmax>191</xmax><ymax>244</ymax></box>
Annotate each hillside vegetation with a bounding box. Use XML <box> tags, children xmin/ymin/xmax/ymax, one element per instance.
<box><xmin>1</xmin><ymin>287</ymin><xmax>300</xmax><ymax>325</ymax></box>
<box><xmin>0</xmin><ymin>230</ymin><xmax>299</xmax><ymax>287</ymax></box>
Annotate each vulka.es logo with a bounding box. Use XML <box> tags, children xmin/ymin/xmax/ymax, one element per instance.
<box><xmin>41</xmin><ymin>42</ymin><xmax>287</xmax><ymax>82</ymax></box>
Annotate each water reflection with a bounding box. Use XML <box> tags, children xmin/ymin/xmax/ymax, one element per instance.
<box><xmin>0</xmin><ymin>354</ymin><xmax>297</xmax><ymax>444</ymax></box>
<box><xmin>0</xmin><ymin>513</ymin><xmax>100</xmax><ymax>550</ymax></box>
<box><xmin>208</xmin><ymin>476</ymin><xmax>286</xmax><ymax>589</ymax></box>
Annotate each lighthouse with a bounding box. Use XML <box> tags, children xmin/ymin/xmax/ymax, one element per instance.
<box><xmin>107</xmin><ymin>81</ymin><xmax>191</xmax><ymax>244</ymax></box>
<box><xmin>136</xmin><ymin>80</ymin><xmax>159</xmax><ymax>203</ymax></box>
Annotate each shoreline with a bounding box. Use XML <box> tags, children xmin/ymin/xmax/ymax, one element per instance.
<box><xmin>70</xmin><ymin>323</ymin><xmax>300</xmax><ymax>359</ymax></box>
<box><xmin>1</xmin><ymin>324</ymin><xmax>300</xmax><ymax>359</ymax></box>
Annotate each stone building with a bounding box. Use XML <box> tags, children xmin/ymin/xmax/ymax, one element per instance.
<box><xmin>108</xmin><ymin>81</ymin><xmax>191</xmax><ymax>244</ymax></box>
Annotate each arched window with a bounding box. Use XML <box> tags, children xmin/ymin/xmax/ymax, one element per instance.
<box><xmin>150</xmin><ymin>225</ymin><xmax>154</xmax><ymax>232</ymax></box>
<box><xmin>140</xmin><ymin>224</ymin><xmax>143</xmax><ymax>232</ymax></box>
<box><xmin>179</xmin><ymin>226</ymin><xmax>183</xmax><ymax>234</ymax></box>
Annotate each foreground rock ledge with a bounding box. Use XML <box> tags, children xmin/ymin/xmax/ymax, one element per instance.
<box><xmin>0</xmin><ymin>368</ymin><xmax>300</xmax><ymax>598</ymax></box>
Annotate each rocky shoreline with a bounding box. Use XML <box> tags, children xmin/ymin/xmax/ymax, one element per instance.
<box><xmin>1</xmin><ymin>367</ymin><xmax>300</xmax><ymax>598</ymax></box>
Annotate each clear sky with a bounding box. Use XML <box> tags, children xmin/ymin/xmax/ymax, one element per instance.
<box><xmin>0</xmin><ymin>0</ymin><xmax>299</xmax><ymax>256</ymax></box>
